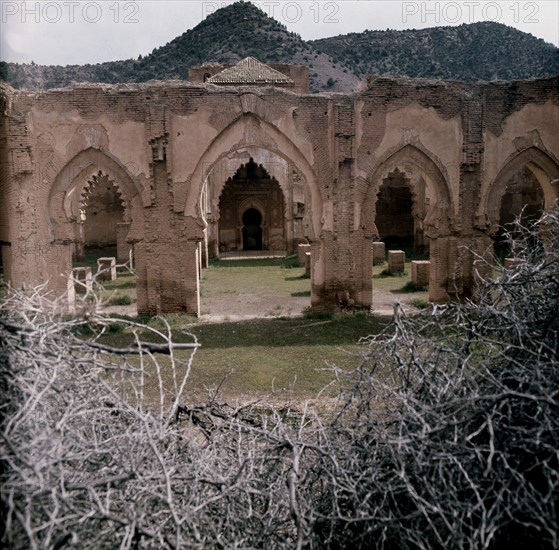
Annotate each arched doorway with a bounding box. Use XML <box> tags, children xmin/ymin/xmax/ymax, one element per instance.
<box><xmin>485</xmin><ymin>147</ymin><xmax>559</xmax><ymax>258</ymax></box>
<box><xmin>81</xmin><ymin>172</ymin><xmax>125</xmax><ymax>252</ymax></box>
<box><xmin>217</xmin><ymin>158</ymin><xmax>286</xmax><ymax>256</ymax></box>
<box><xmin>365</xmin><ymin>145</ymin><xmax>453</xmax><ymax>303</ymax></box>
<box><xmin>48</xmin><ymin>148</ymin><xmax>142</xmax><ymax>305</ymax></box>
<box><xmin>494</xmin><ymin>166</ymin><xmax>544</xmax><ymax>258</ymax></box>
<box><xmin>242</xmin><ymin>208</ymin><xmax>263</xmax><ymax>250</ymax></box>
<box><xmin>375</xmin><ymin>168</ymin><xmax>431</xmax><ymax>255</ymax></box>
<box><xmin>184</xmin><ymin>114</ymin><xmax>323</xmax><ymax>315</ymax></box>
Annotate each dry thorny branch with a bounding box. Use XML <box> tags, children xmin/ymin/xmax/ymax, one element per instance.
<box><xmin>1</xmin><ymin>209</ymin><xmax>559</xmax><ymax>549</ymax></box>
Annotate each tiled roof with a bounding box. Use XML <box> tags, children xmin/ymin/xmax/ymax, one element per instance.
<box><xmin>208</xmin><ymin>57</ymin><xmax>294</xmax><ymax>85</ymax></box>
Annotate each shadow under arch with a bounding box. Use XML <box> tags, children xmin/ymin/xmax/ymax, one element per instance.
<box><xmin>49</xmin><ymin>148</ymin><xmax>143</xmax><ymax>242</ymax></box>
<box><xmin>363</xmin><ymin>143</ymin><xmax>454</xmax><ymax>239</ymax></box>
<box><xmin>241</xmin><ymin>206</ymin><xmax>264</xmax><ymax>251</ymax></box>
<box><xmin>484</xmin><ymin>146</ymin><xmax>559</xmax><ymax>234</ymax></box>
<box><xmin>184</xmin><ymin>113</ymin><xmax>322</xmax><ymax>241</ymax></box>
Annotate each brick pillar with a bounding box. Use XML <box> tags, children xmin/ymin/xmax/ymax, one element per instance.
<box><xmin>135</xmin><ymin>241</ymin><xmax>149</xmax><ymax>315</ymax></box>
<box><xmin>429</xmin><ymin>237</ymin><xmax>452</xmax><ymax>303</ymax></box>
<box><xmin>139</xmin><ymin>236</ymin><xmax>201</xmax><ymax>316</ymax></box>
<box><xmin>41</xmin><ymin>243</ymin><xmax>75</xmax><ymax>312</ymax></box>
<box><xmin>304</xmin><ymin>251</ymin><xmax>311</xmax><ymax>277</ymax></box>
<box><xmin>138</xmin><ymin>131</ymin><xmax>203</xmax><ymax>316</ymax></box>
<box><xmin>353</xmin><ymin>237</ymin><xmax>373</xmax><ymax>311</ymax></box>
<box><xmin>429</xmin><ymin>235</ymin><xmax>493</xmax><ymax>302</ymax></box>
<box><xmin>311</xmin><ymin>164</ymin><xmax>358</xmax><ymax>311</ymax></box>
<box><xmin>411</xmin><ymin>260</ymin><xmax>430</xmax><ymax>287</ymax></box>
<box><xmin>372</xmin><ymin>241</ymin><xmax>385</xmax><ymax>265</ymax></box>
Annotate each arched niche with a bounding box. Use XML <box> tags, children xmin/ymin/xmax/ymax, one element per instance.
<box><xmin>484</xmin><ymin>147</ymin><xmax>559</xmax><ymax>236</ymax></box>
<box><xmin>363</xmin><ymin>144</ymin><xmax>453</xmax><ymax>240</ymax></box>
<box><xmin>211</xmin><ymin>158</ymin><xmax>288</xmax><ymax>256</ymax></box>
<box><xmin>49</xmin><ymin>147</ymin><xmax>143</xmax><ymax>243</ymax></box>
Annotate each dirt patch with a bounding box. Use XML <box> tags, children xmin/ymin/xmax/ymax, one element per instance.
<box><xmin>100</xmin><ymin>260</ymin><xmax>429</xmax><ymax>321</ymax></box>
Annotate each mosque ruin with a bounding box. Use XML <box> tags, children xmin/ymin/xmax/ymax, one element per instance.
<box><xmin>0</xmin><ymin>57</ymin><xmax>558</xmax><ymax>315</ymax></box>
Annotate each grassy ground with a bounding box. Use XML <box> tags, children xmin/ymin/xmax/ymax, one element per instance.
<box><xmin>73</xmin><ymin>251</ymin><xmax>430</xmax><ymax>404</ymax></box>
<box><xmin>200</xmin><ymin>256</ymin><xmax>310</xmax><ymax>318</ymax></box>
<box><xmin>93</xmin><ymin>312</ymin><xmax>389</xmax><ymax>405</ymax></box>
<box><xmin>75</xmin><ymin>248</ymin><xmax>137</xmax><ymax>306</ymax></box>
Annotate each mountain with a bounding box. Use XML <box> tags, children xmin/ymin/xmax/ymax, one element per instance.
<box><xmin>310</xmin><ymin>22</ymin><xmax>559</xmax><ymax>82</ymax></box>
<box><xmin>1</xmin><ymin>1</ymin><xmax>557</xmax><ymax>92</ymax></box>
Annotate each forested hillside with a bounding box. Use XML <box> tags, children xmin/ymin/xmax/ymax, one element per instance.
<box><xmin>1</xmin><ymin>2</ymin><xmax>557</xmax><ymax>91</ymax></box>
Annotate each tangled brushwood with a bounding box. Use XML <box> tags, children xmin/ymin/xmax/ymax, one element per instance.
<box><xmin>1</xmin><ymin>209</ymin><xmax>558</xmax><ymax>549</ymax></box>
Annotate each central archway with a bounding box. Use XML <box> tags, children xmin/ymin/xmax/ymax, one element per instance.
<box><xmin>216</xmin><ymin>158</ymin><xmax>287</xmax><ymax>256</ymax></box>
<box><xmin>183</xmin><ymin>113</ymin><xmax>324</xmax><ymax>316</ymax></box>
<box><xmin>197</xmin><ymin>153</ymin><xmax>313</xmax><ymax>319</ymax></box>
<box><xmin>184</xmin><ymin>114</ymin><xmax>322</xmax><ymax>242</ymax></box>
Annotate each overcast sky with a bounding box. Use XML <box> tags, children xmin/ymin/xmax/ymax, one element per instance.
<box><xmin>1</xmin><ymin>0</ymin><xmax>558</xmax><ymax>65</ymax></box>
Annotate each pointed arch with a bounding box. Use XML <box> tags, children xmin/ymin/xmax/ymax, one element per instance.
<box><xmin>484</xmin><ymin>146</ymin><xmax>559</xmax><ymax>233</ymax></box>
<box><xmin>184</xmin><ymin>113</ymin><xmax>322</xmax><ymax>240</ymax></box>
<box><xmin>48</xmin><ymin>148</ymin><xmax>142</xmax><ymax>241</ymax></box>
<box><xmin>362</xmin><ymin>144</ymin><xmax>453</xmax><ymax>238</ymax></box>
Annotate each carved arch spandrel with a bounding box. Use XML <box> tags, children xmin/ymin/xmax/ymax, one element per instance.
<box><xmin>482</xmin><ymin>146</ymin><xmax>559</xmax><ymax>235</ymax></box>
<box><xmin>360</xmin><ymin>144</ymin><xmax>454</xmax><ymax>239</ymax></box>
<box><xmin>48</xmin><ymin>148</ymin><xmax>143</xmax><ymax>243</ymax></box>
<box><xmin>182</xmin><ymin>113</ymin><xmax>322</xmax><ymax>241</ymax></box>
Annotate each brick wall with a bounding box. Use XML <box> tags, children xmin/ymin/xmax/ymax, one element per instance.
<box><xmin>1</xmin><ymin>75</ymin><xmax>557</xmax><ymax>315</ymax></box>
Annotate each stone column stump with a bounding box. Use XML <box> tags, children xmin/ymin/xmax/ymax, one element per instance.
<box><xmin>97</xmin><ymin>257</ymin><xmax>117</xmax><ymax>281</ymax></box>
<box><xmin>411</xmin><ymin>260</ymin><xmax>430</xmax><ymax>287</ymax></box>
<box><xmin>298</xmin><ymin>243</ymin><xmax>311</xmax><ymax>267</ymax></box>
<box><xmin>304</xmin><ymin>252</ymin><xmax>312</xmax><ymax>278</ymax></box>
<box><xmin>72</xmin><ymin>267</ymin><xmax>92</xmax><ymax>293</ymax></box>
<box><xmin>388</xmin><ymin>250</ymin><xmax>405</xmax><ymax>274</ymax></box>
<box><xmin>372</xmin><ymin>242</ymin><xmax>386</xmax><ymax>265</ymax></box>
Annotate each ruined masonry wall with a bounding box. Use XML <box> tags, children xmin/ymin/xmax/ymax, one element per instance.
<box><xmin>0</xmin><ymin>76</ymin><xmax>558</xmax><ymax>314</ymax></box>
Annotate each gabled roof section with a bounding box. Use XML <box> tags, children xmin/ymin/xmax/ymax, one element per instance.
<box><xmin>208</xmin><ymin>57</ymin><xmax>294</xmax><ymax>85</ymax></box>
